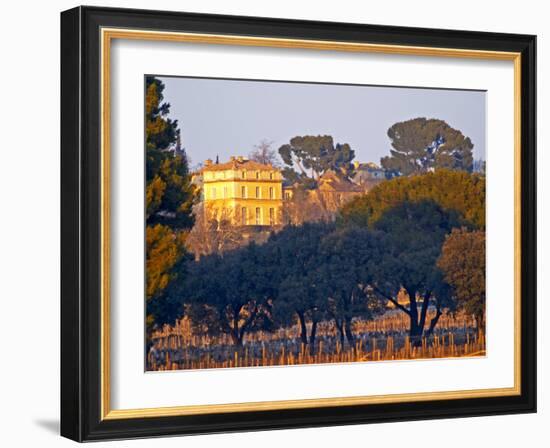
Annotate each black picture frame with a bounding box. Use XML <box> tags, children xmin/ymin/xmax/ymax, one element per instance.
<box><xmin>61</xmin><ymin>5</ymin><xmax>536</xmax><ymax>442</ymax></box>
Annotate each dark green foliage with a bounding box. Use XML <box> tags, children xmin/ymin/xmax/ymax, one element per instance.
<box><xmin>280</xmin><ymin>167</ymin><xmax>318</xmax><ymax>189</ymax></box>
<box><xmin>173</xmin><ymin>243</ymin><xmax>275</xmax><ymax>346</ymax></box>
<box><xmin>163</xmin><ymin>172</ymin><xmax>485</xmax><ymax>348</ymax></box>
<box><xmin>145</xmin><ymin>77</ymin><xmax>179</xmax><ymax>153</ymax></box>
<box><xmin>145</xmin><ymin>77</ymin><xmax>196</xmax><ymax>230</ymax></box>
<box><xmin>146</xmin><ymin>250</ymin><xmax>194</xmax><ymax>328</ymax></box>
<box><xmin>145</xmin><ymin>153</ymin><xmax>196</xmax><ymax>229</ymax></box>
<box><xmin>267</xmin><ymin>222</ymin><xmax>335</xmax><ymax>350</ymax></box>
<box><xmin>381</xmin><ymin>117</ymin><xmax>474</xmax><ymax>175</ymax></box>
<box><xmin>318</xmin><ymin>227</ymin><xmax>385</xmax><ymax>346</ymax></box>
<box><xmin>145</xmin><ymin>76</ymin><xmax>196</xmax><ymax>331</ymax></box>
<box><xmin>369</xmin><ymin>201</ymin><xmax>464</xmax><ymax>344</ymax></box>
<box><xmin>438</xmin><ymin>228</ymin><xmax>486</xmax><ymax>330</ymax></box>
<box><xmin>278</xmin><ymin>135</ymin><xmax>355</xmax><ymax>184</ymax></box>
<box><xmin>372</xmin><ymin>200</ymin><xmax>464</xmax><ymax>298</ymax></box>
<box><xmin>339</xmin><ymin>169</ymin><xmax>485</xmax><ymax>229</ymax></box>
<box><xmin>333</xmin><ymin>173</ymin><xmax>485</xmax><ymax>344</ymax></box>
<box><xmin>167</xmin><ymin>201</ymin><xmax>468</xmax><ymax>347</ymax></box>
<box><xmin>335</xmin><ymin>197</ymin><xmax>370</xmax><ymax>228</ymax></box>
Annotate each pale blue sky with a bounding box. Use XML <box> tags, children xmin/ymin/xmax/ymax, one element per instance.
<box><xmin>158</xmin><ymin>76</ymin><xmax>486</xmax><ymax>170</ymax></box>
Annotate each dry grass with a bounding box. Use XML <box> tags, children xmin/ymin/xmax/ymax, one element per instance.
<box><xmin>147</xmin><ymin>310</ymin><xmax>485</xmax><ymax>371</ymax></box>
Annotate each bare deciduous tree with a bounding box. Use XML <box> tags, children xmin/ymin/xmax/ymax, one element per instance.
<box><xmin>282</xmin><ymin>188</ymin><xmax>330</xmax><ymax>225</ymax></box>
<box><xmin>249</xmin><ymin>139</ymin><xmax>280</xmax><ymax>167</ymax></box>
<box><xmin>186</xmin><ymin>204</ymin><xmax>246</xmax><ymax>258</ymax></box>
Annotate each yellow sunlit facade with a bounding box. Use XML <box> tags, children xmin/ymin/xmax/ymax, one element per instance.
<box><xmin>200</xmin><ymin>156</ymin><xmax>283</xmax><ymax>226</ymax></box>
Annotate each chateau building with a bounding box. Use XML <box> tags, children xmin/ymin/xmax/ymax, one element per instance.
<box><xmin>281</xmin><ymin>170</ymin><xmax>364</xmax><ymax>225</ymax></box>
<box><xmin>198</xmin><ymin>156</ymin><xmax>283</xmax><ymax>226</ymax></box>
<box><xmin>193</xmin><ymin>156</ymin><xmax>386</xmax><ymax>229</ymax></box>
<box><xmin>351</xmin><ymin>161</ymin><xmax>386</xmax><ymax>189</ymax></box>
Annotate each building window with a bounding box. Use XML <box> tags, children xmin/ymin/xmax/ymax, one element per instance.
<box><xmin>284</xmin><ymin>192</ymin><xmax>291</xmax><ymax>200</ymax></box>
<box><xmin>256</xmin><ymin>186</ymin><xmax>260</xmax><ymax>198</ymax></box>
<box><xmin>256</xmin><ymin>171</ymin><xmax>260</xmax><ymax>179</ymax></box>
<box><xmin>269</xmin><ymin>187</ymin><xmax>274</xmax><ymax>199</ymax></box>
<box><xmin>269</xmin><ymin>172</ymin><xmax>274</xmax><ymax>180</ymax></box>
<box><xmin>269</xmin><ymin>208</ymin><xmax>275</xmax><ymax>225</ymax></box>
<box><xmin>255</xmin><ymin>207</ymin><xmax>261</xmax><ymax>225</ymax></box>
<box><xmin>241</xmin><ymin>171</ymin><xmax>246</xmax><ymax>179</ymax></box>
<box><xmin>241</xmin><ymin>186</ymin><xmax>246</xmax><ymax>198</ymax></box>
<box><xmin>211</xmin><ymin>187</ymin><xmax>216</xmax><ymax>199</ymax></box>
<box><xmin>241</xmin><ymin>207</ymin><xmax>247</xmax><ymax>225</ymax></box>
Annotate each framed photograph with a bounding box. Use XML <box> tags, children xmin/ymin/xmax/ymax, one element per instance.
<box><xmin>60</xmin><ymin>6</ymin><xmax>536</xmax><ymax>441</ymax></box>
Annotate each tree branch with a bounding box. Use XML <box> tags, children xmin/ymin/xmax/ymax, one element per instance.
<box><xmin>427</xmin><ymin>301</ymin><xmax>443</xmax><ymax>336</ymax></box>
<box><xmin>372</xmin><ymin>285</ymin><xmax>411</xmax><ymax>316</ymax></box>
<box><xmin>239</xmin><ymin>303</ymin><xmax>258</xmax><ymax>340</ymax></box>
<box><xmin>419</xmin><ymin>291</ymin><xmax>432</xmax><ymax>330</ymax></box>
<box><xmin>292</xmin><ymin>154</ymin><xmax>307</xmax><ymax>176</ymax></box>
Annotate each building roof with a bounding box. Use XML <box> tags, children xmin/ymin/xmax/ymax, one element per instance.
<box><xmin>200</xmin><ymin>157</ymin><xmax>276</xmax><ymax>173</ymax></box>
<box><xmin>354</xmin><ymin>161</ymin><xmax>384</xmax><ymax>171</ymax></box>
<box><xmin>318</xmin><ymin>170</ymin><xmax>363</xmax><ymax>192</ymax></box>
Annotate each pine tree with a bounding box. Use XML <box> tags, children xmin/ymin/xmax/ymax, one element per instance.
<box><xmin>381</xmin><ymin>118</ymin><xmax>474</xmax><ymax>175</ymax></box>
<box><xmin>145</xmin><ymin>76</ymin><xmax>197</xmax><ymax>329</ymax></box>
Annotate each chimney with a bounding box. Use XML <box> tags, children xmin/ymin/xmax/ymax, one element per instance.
<box><xmin>230</xmin><ymin>156</ymin><xmax>236</xmax><ymax>162</ymax></box>
<box><xmin>204</xmin><ymin>159</ymin><xmax>212</xmax><ymax>167</ymax></box>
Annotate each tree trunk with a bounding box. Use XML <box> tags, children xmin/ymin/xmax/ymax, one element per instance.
<box><xmin>406</xmin><ymin>290</ymin><xmax>423</xmax><ymax>347</ymax></box>
<box><xmin>335</xmin><ymin>319</ymin><xmax>345</xmax><ymax>348</ymax></box>
<box><xmin>230</xmin><ymin>329</ymin><xmax>243</xmax><ymax>346</ymax></box>
<box><xmin>231</xmin><ymin>312</ymin><xmax>243</xmax><ymax>347</ymax></box>
<box><xmin>418</xmin><ymin>292</ymin><xmax>431</xmax><ymax>334</ymax></box>
<box><xmin>309</xmin><ymin>320</ymin><xmax>318</xmax><ymax>355</ymax></box>
<box><xmin>344</xmin><ymin>318</ymin><xmax>355</xmax><ymax>347</ymax></box>
<box><xmin>408</xmin><ymin>319</ymin><xmax>423</xmax><ymax>347</ymax></box>
<box><xmin>297</xmin><ymin>311</ymin><xmax>308</xmax><ymax>346</ymax></box>
<box><xmin>427</xmin><ymin>306</ymin><xmax>443</xmax><ymax>337</ymax></box>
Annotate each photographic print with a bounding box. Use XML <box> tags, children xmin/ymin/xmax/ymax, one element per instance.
<box><xmin>61</xmin><ymin>9</ymin><xmax>536</xmax><ymax>440</ymax></box>
<box><xmin>145</xmin><ymin>76</ymin><xmax>487</xmax><ymax>371</ymax></box>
